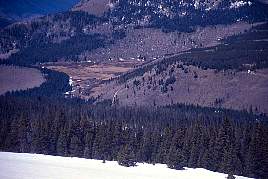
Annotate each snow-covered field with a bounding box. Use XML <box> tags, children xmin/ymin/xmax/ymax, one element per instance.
<box><xmin>0</xmin><ymin>152</ymin><xmax>252</xmax><ymax>179</ymax></box>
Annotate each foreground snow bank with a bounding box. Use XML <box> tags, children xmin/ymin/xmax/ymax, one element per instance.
<box><xmin>0</xmin><ymin>152</ymin><xmax>251</xmax><ymax>179</ymax></box>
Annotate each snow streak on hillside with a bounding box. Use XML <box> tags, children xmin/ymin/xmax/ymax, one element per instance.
<box><xmin>0</xmin><ymin>152</ymin><xmax>252</xmax><ymax>179</ymax></box>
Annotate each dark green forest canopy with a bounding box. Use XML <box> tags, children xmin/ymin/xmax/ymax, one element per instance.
<box><xmin>0</xmin><ymin>94</ymin><xmax>267</xmax><ymax>178</ymax></box>
<box><xmin>4</xmin><ymin>34</ymin><xmax>106</xmax><ymax>66</ymax></box>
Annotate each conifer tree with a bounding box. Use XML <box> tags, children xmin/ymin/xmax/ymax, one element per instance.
<box><xmin>227</xmin><ymin>173</ymin><xmax>235</xmax><ymax>179</ymax></box>
<box><xmin>17</xmin><ymin>114</ymin><xmax>29</xmax><ymax>153</ymax></box>
<box><xmin>213</xmin><ymin>118</ymin><xmax>234</xmax><ymax>171</ymax></box>
<box><xmin>83</xmin><ymin>131</ymin><xmax>95</xmax><ymax>159</ymax></box>
<box><xmin>167</xmin><ymin>146</ymin><xmax>185</xmax><ymax>170</ymax></box>
<box><xmin>118</xmin><ymin>144</ymin><xmax>137</xmax><ymax>167</ymax></box>
<box><xmin>247</xmin><ymin>122</ymin><xmax>268</xmax><ymax>178</ymax></box>
<box><xmin>56</xmin><ymin>125</ymin><xmax>69</xmax><ymax>156</ymax></box>
<box><xmin>69</xmin><ymin>135</ymin><xmax>83</xmax><ymax>157</ymax></box>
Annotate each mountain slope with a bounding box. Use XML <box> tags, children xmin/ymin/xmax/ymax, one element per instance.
<box><xmin>89</xmin><ymin>23</ymin><xmax>268</xmax><ymax>114</ymax></box>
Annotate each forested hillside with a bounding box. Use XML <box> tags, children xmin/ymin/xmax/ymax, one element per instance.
<box><xmin>116</xmin><ymin>23</ymin><xmax>268</xmax><ymax>83</ymax></box>
<box><xmin>0</xmin><ymin>11</ymin><xmax>108</xmax><ymax>64</ymax></box>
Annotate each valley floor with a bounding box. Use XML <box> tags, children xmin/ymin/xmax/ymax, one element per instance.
<box><xmin>0</xmin><ymin>152</ymin><xmax>252</xmax><ymax>179</ymax></box>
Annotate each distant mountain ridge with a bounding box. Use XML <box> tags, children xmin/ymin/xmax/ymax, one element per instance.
<box><xmin>0</xmin><ymin>16</ymin><xmax>13</xmax><ymax>28</ymax></box>
<box><xmin>0</xmin><ymin>0</ymin><xmax>80</xmax><ymax>20</ymax></box>
<box><xmin>0</xmin><ymin>0</ymin><xmax>267</xmax><ymax>63</ymax></box>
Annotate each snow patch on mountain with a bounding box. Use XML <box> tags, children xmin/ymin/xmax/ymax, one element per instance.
<box><xmin>230</xmin><ymin>1</ymin><xmax>252</xmax><ymax>9</ymax></box>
